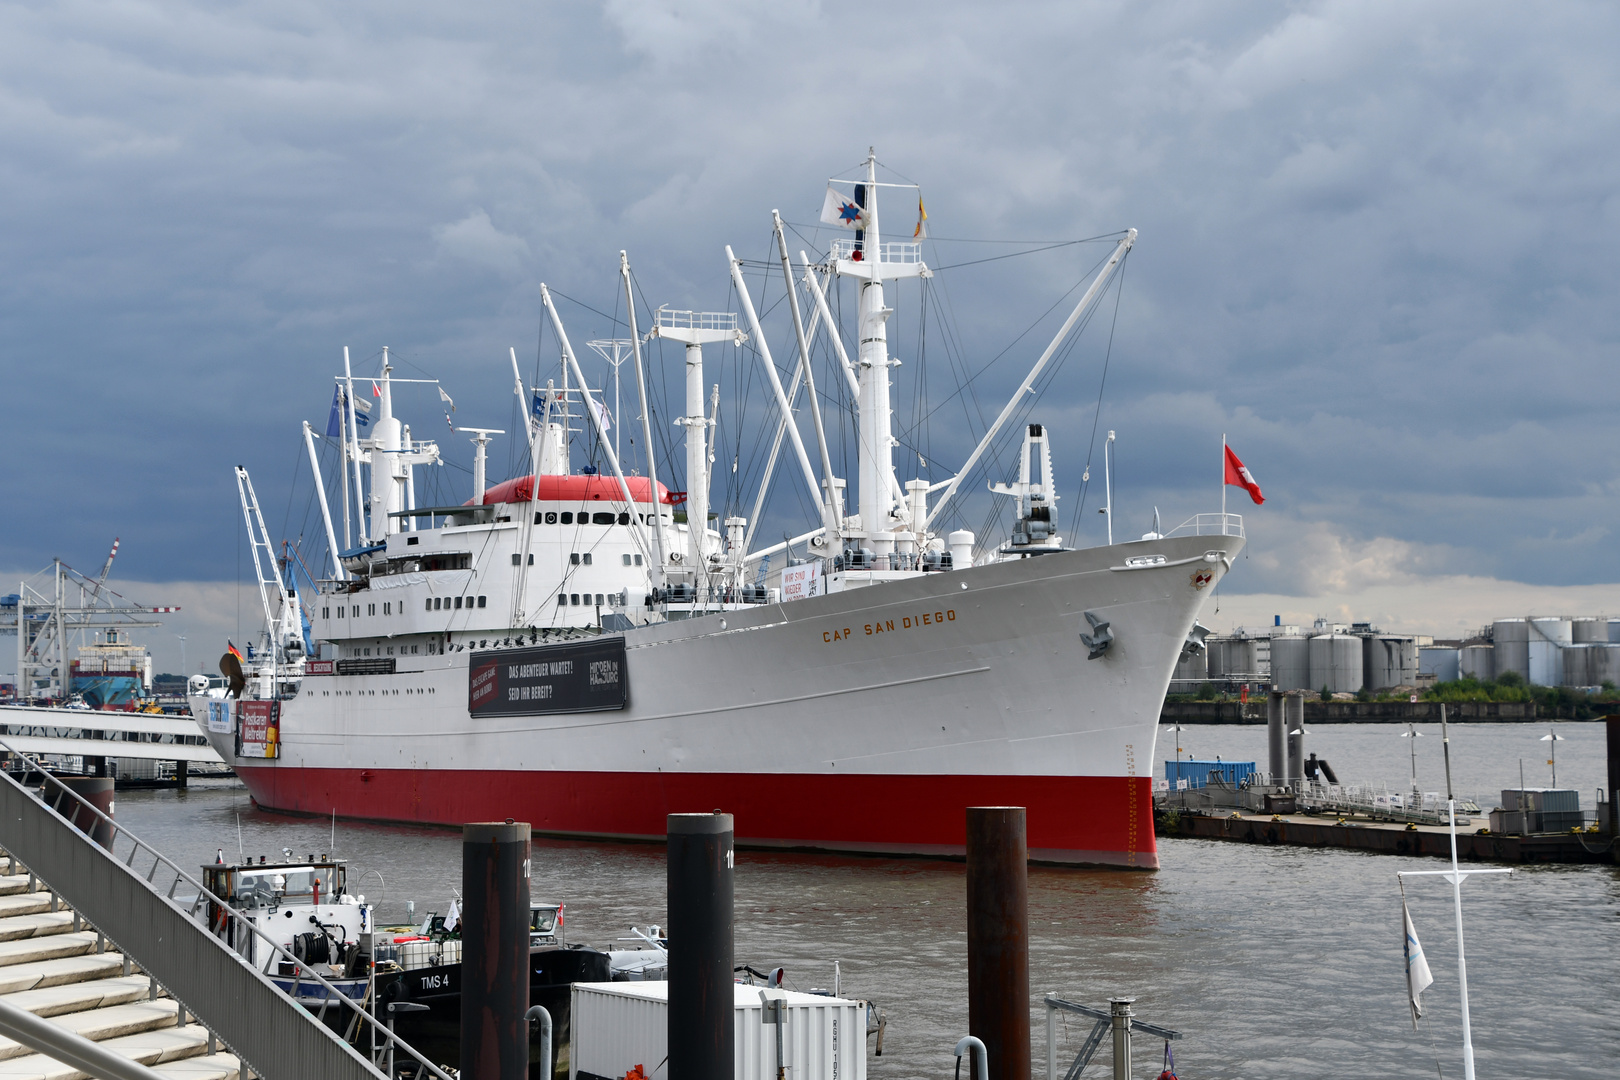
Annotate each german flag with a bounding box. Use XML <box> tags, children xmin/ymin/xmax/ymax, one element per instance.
<box><xmin>226</xmin><ymin>641</ymin><xmax>244</xmax><ymax>662</ymax></box>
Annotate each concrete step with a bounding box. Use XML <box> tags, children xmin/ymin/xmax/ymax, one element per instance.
<box><xmin>3</xmin><ymin>974</ymin><xmax>156</xmax><ymax>1019</ymax></box>
<box><xmin>0</xmin><ymin>895</ymin><xmax>55</xmax><ymax>921</ymax></box>
<box><xmin>0</xmin><ymin>955</ymin><xmax>130</xmax><ymax>995</ymax></box>
<box><xmin>0</xmin><ymin>1000</ymin><xmax>183</xmax><ymax>1061</ymax></box>
<box><xmin>0</xmin><ymin>1023</ymin><xmax>233</xmax><ymax>1079</ymax></box>
<box><xmin>0</xmin><ymin>879</ymin><xmax>36</xmax><ymax>900</ymax></box>
<box><xmin>0</xmin><ymin>913</ymin><xmax>77</xmax><ymax>945</ymax></box>
<box><xmin>151</xmin><ymin>1052</ymin><xmax>243</xmax><ymax>1080</ymax></box>
<box><xmin>0</xmin><ymin>934</ymin><xmax>97</xmax><ymax>970</ymax></box>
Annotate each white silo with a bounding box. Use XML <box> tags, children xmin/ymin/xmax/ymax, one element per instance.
<box><xmin>1561</xmin><ymin>644</ymin><xmax>1592</xmax><ymax>687</ymax></box>
<box><xmin>1270</xmin><ymin>634</ymin><xmax>1311</xmax><ymax>691</ymax></box>
<box><xmin>1459</xmin><ymin>644</ymin><xmax>1495</xmax><ymax>681</ymax></box>
<box><xmin>1419</xmin><ymin>647</ymin><xmax>1460</xmax><ymax>684</ymax></box>
<box><xmin>1363</xmin><ymin>636</ymin><xmax>1418</xmax><ymax>690</ymax></box>
<box><xmin>1527</xmin><ymin>618</ymin><xmax>1570</xmax><ymax>686</ymax></box>
<box><xmin>1572</xmin><ymin>618</ymin><xmax>1609</xmax><ymax>644</ymax></box>
<box><xmin>1309</xmin><ymin>633</ymin><xmax>1364</xmax><ymax>694</ymax></box>
<box><xmin>1175</xmin><ymin>648</ymin><xmax>1208</xmax><ymax>682</ymax></box>
<box><xmin>1589</xmin><ymin>644</ymin><xmax>1620</xmax><ymax>687</ymax></box>
<box><xmin>1492</xmin><ymin>620</ymin><xmax>1529</xmax><ymax>681</ymax></box>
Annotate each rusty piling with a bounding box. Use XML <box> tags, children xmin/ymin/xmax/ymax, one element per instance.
<box><xmin>966</xmin><ymin>806</ymin><xmax>1029</xmax><ymax>1080</ymax></box>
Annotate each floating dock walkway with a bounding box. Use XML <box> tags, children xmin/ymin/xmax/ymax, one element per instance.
<box><xmin>1156</xmin><ymin>809</ymin><xmax>1617</xmax><ymax>864</ymax></box>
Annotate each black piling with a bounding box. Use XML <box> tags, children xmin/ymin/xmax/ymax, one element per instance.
<box><xmin>461</xmin><ymin>820</ymin><xmax>531</xmax><ymax>1080</ymax></box>
<box><xmin>667</xmin><ymin>812</ymin><xmax>734</xmax><ymax>1080</ymax></box>
<box><xmin>1607</xmin><ymin>715</ymin><xmax>1619</xmax><ymax>836</ymax></box>
<box><xmin>966</xmin><ymin>807</ymin><xmax>1029</xmax><ymax>1080</ymax></box>
<box><xmin>53</xmin><ymin>776</ymin><xmax>115</xmax><ymax>849</ymax></box>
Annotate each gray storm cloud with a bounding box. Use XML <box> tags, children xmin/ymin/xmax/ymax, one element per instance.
<box><xmin>2</xmin><ymin>0</ymin><xmax>1617</xmax><ymax>654</ymax></box>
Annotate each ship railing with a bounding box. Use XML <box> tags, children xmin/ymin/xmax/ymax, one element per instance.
<box><xmin>832</xmin><ymin>238</ymin><xmax>924</xmax><ymax>264</ymax></box>
<box><xmin>655</xmin><ymin>308</ymin><xmax>738</xmax><ymax>333</ymax></box>
<box><xmin>1165</xmin><ymin>513</ymin><xmax>1244</xmax><ymax>538</ymax></box>
<box><xmin>1242</xmin><ymin>772</ymin><xmax>1481</xmax><ymax>824</ymax></box>
<box><xmin>0</xmin><ymin>735</ymin><xmax>453</xmax><ymax>1080</ymax></box>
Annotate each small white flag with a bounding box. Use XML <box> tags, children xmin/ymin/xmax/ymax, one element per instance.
<box><xmin>444</xmin><ymin>898</ymin><xmax>461</xmax><ymax>933</ymax></box>
<box><xmin>438</xmin><ymin>386</ymin><xmax>455</xmax><ymax>411</ymax></box>
<box><xmin>1403</xmin><ymin>900</ymin><xmax>1433</xmax><ymax>1028</ymax></box>
<box><xmin>591</xmin><ymin>393</ymin><xmax>611</xmax><ymax>432</ymax></box>
<box><xmin>820</xmin><ymin>185</ymin><xmax>869</xmax><ymax>231</ymax></box>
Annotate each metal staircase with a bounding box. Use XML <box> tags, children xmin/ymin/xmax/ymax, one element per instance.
<box><xmin>0</xmin><ymin>747</ymin><xmax>450</xmax><ymax>1079</ymax></box>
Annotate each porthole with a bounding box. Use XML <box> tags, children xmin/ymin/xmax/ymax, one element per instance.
<box><xmin>560</xmin><ymin>512</ymin><xmax>573</xmax><ymax>524</ymax></box>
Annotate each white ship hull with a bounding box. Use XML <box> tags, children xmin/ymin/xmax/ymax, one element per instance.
<box><xmin>191</xmin><ymin>532</ymin><xmax>1237</xmax><ymax>868</ymax></box>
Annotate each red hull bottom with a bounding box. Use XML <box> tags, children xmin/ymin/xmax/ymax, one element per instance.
<box><xmin>240</xmin><ymin>767</ymin><xmax>1160</xmax><ymax>870</ymax></box>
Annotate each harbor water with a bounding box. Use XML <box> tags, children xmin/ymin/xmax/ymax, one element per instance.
<box><xmin>114</xmin><ymin>722</ymin><xmax>1616</xmax><ymax>1079</ymax></box>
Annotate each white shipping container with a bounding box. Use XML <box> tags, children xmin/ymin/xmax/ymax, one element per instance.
<box><xmin>571</xmin><ymin>981</ymin><xmax>867</xmax><ymax>1080</ymax></box>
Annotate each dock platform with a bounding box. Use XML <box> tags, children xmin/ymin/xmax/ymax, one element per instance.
<box><xmin>0</xmin><ymin>852</ymin><xmax>242</xmax><ymax>1079</ymax></box>
<box><xmin>1156</xmin><ymin>809</ymin><xmax>1618</xmax><ymax>864</ymax></box>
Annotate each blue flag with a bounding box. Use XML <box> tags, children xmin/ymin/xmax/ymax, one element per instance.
<box><xmin>325</xmin><ymin>386</ymin><xmax>370</xmax><ymax>437</ymax></box>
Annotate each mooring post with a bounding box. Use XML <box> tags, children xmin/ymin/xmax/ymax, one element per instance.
<box><xmin>966</xmin><ymin>807</ymin><xmax>1029</xmax><ymax>1080</ymax></box>
<box><xmin>1108</xmin><ymin>998</ymin><xmax>1134</xmax><ymax>1080</ymax></box>
<box><xmin>1267</xmin><ymin>692</ymin><xmax>1286</xmax><ymax>781</ymax></box>
<box><xmin>667</xmin><ymin>812</ymin><xmax>734</xmax><ymax>1080</ymax></box>
<box><xmin>1606</xmin><ymin>715</ymin><xmax>1619</xmax><ymax>836</ymax></box>
<box><xmin>1285</xmin><ymin>693</ymin><xmax>1306</xmax><ymax>790</ymax></box>
<box><xmin>460</xmin><ymin>820</ymin><xmax>531</xmax><ymax>1080</ymax></box>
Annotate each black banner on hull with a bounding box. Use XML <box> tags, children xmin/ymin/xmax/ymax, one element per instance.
<box><xmin>468</xmin><ymin>637</ymin><xmax>628</xmax><ymax>717</ymax></box>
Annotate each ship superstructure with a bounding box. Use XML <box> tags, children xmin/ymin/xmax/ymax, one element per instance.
<box><xmin>190</xmin><ymin>156</ymin><xmax>1243</xmax><ymax>868</ymax></box>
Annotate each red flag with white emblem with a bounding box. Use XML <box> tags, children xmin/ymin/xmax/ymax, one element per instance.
<box><xmin>1224</xmin><ymin>444</ymin><xmax>1264</xmax><ymax>505</ymax></box>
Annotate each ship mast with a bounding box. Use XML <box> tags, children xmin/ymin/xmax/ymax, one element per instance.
<box><xmin>829</xmin><ymin>151</ymin><xmax>930</xmax><ymax>559</ymax></box>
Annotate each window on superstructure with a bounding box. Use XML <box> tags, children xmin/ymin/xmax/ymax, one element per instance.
<box><xmin>454</xmin><ymin>596</ymin><xmax>463</xmax><ymax>609</ymax></box>
<box><xmin>595</xmin><ymin>594</ymin><xmax>604</xmax><ymax>606</ymax></box>
<box><xmin>353</xmin><ymin>605</ymin><xmax>359</xmax><ymax>617</ymax></box>
<box><xmin>570</xmin><ymin>594</ymin><xmax>579</xmax><ymax>605</ymax></box>
<box><xmin>545</xmin><ymin>512</ymin><xmax>557</xmax><ymax>524</ymax></box>
<box><xmin>383</xmin><ymin>602</ymin><xmax>391</xmax><ymax>615</ymax></box>
<box><xmin>560</xmin><ymin>512</ymin><xmax>573</xmax><ymax>524</ymax></box>
<box><xmin>634</xmin><ymin>554</ymin><xmax>643</xmax><ymax>566</ymax></box>
<box><xmin>322</xmin><ymin>607</ymin><xmax>329</xmax><ymax>618</ymax></box>
<box><xmin>557</xmin><ymin>596</ymin><xmax>566</xmax><ymax>608</ymax></box>
<box><xmin>570</xmin><ymin>553</ymin><xmax>580</xmax><ymax>566</ymax></box>
<box><xmin>582</xmin><ymin>553</ymin><xmax>593</xmax><ymax>566</ymax></box>
<box><xmin>593</xmin><ymin>512</ymin><xmax>614</xmax><ymax>525</ymax></box>
<box><xmin>534</xmin><ymin>513</ymin><xmax>543</xmax><ymax>525</ymax></box>
<box><xmin>512</xmin><ymin>554</ymin><xmax>521</xmax><ymax>566</ymax></box>
<box><xmin>477</xmin><ymin>596</ymin><xmax>486</xmax><ymax>608</ymax></box>
<box><xmin>617</xmin><ymin>512</ymin><xmax>630</xmax><ymax>525</ymax></box>
<box><xmin>528</xmin><ymin>554</ymin><xmax>534</xmax><ymax>565</ymax></box>
<box><xmin>622</xmin><ymin>554</ymin><xmax>631</xmax><ymax>566</ymax></box>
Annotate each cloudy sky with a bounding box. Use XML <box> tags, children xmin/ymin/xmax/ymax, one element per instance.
<box><xmin>3</xmin><ymin>0</ymin><xmax>1618</xmax><ymax>674</ymax></box>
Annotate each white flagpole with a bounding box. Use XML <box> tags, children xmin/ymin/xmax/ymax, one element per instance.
<box><xmin>1399</xmin><ymin>701</ymin><xmax>1511</xmax><ymax>1080</ymax></box>
<box><xmin>1221</xmin><ymin>433</ymin><xmax>1227</xmax><ymax>520</ymax></box>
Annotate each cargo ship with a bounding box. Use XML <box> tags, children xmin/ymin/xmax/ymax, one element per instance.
<box><xmin>190</xmin><ymin>156</ymin><xmax>1243</xmax><ymax>868</ymax></box>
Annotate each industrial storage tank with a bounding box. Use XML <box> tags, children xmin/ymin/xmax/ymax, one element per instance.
<box><xmin>1527</xmin><ymin>619</ymin><xmax>1569</xmax><ymax>686</ymax></box>
<box><xmin>1205</xmin><ymin>638</ymin><xmax>1229</xmax><ymax>678</ymax></box>
<box><xmin>1175</xmin><ymin>648</ymin><xmax>1208</xmax><ymax>682</ymax></box>
<box><xmin>1309</xmin><ymin>633</ymin><xmax>1364</xmax><ymax>694</ymax></box>
<box><xmin>1419</xmin><ymin>646</ymin><xmax>1460</xmax><ymax>684</ymax></box>
<box><xmin>1492</xmin><ymin>620</ymin><xmax>1529</xmax><ymax>681</ymax></box>
<box><xmin>1572</xmin><ymin>618</ymin><xmax>1609</xmax><ymax>644</ymax></box>
<box><xmin>1224</xmin><ymin>637</ymin><xmax>1261</xmax><ymax>678</ymax></box>
<box><xmin>1561</xmin><ymin>644</ymin><xmax>1591</xmax><ymax>687</ymax></box>
<box><xmin>1588</xmin><ymin>644</ymin><xmax>1620</xmax><ymax>687</ymax></box>
<box><xmin>1610</xmin><ymin>619</ymin><xmax>1620</xmax><ymax>644</ymax></box>
<box><xmin>1363</xmin><ymin>636</ymin><xmax>1418</xmax><ymax>691</ymax></box>
<box><xmin>1459</xmin><ymin>644</ymin><xmax>1495</xmax><ymax>681</ymax></box>
<box><xmin>1270</xmin><ymin>634</ymin><xmax>1311</xmax><ymax>691</ymax></box>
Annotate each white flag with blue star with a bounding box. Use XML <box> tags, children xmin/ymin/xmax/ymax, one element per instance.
<box><xmin>1403</xmin><ymin>899</ymin><xmax>1433</xmax><ymax>1028</ymax></box>
<box><xmin>820</xmin><ymin>185</ymin><xmax>869</xmax><ymax>230</ymax></box>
